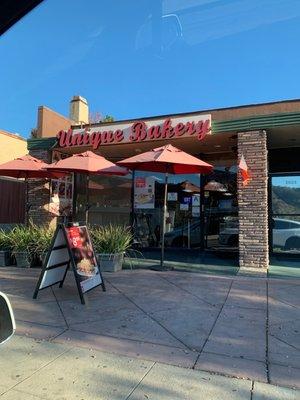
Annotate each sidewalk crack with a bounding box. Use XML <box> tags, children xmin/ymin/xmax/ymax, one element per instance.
<box><xmin>106</xmin><ymin>278</ymin><xmax>195</xmax><ymax>352</ymax></box>
<box><xmin>266</xmin><ymin>280</ymin><xmax>270</xmax><ymax>383</ymax></box>
<box><xmin>125</xmin><ymin>362</ymin><xmax>156</xmax><ymax>400</ymax></box>
<box><xmin>192</xmin><ymin>279</ymin><xmax>234</xmax><ymax>369</ymax></box>
<box><xmin>157</xmin><ymin>274</ymin><xmax>217</xmax><ymax>308</ymax></box>
<box><xmin>51</xmin><ymin>287</ymin><xmax>69</xmax><ymax>329</ymax></box>
<box><xmin>250</xmin><ymin>381</ymin><xmax>254</xmax><ymax>400</ymax></box>
<box><xmin>0</xmin><ymin>346</ymin><xmax>73</xmax><ymax>396</ymax></box>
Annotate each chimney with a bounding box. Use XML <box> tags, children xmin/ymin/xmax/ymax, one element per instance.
<box><xmin>69</xmin><ymin>95</ymin><xmax>89</xmax><ymax>125</ymax></box>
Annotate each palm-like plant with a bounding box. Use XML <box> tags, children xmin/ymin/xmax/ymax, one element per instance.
<box><xmin>33</xmin><ymin>226</ymin><xmax>55</xmax><ymax>259</ymax></box>
<box><xmin>8</xmin><ymin>225</ymin><xmax>34</xmax><ymax>265</ymax></box>
<box><xmin>90</xmin><ymin>224</ymin><xmax>133</xmax><ymax>254</ymax></box>
<box><xmin>0</xmin><ymin>229</ymin><xmax>11</xmax><ymax>251</ymax></box>
<box><xmin>7</xmin><ymin>224</ymin><xmax>54</xmax><ymax>265</ymax></box>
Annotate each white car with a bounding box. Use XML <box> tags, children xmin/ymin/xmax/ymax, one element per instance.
<box><xmin>273</xmin><ymin>218</ymin><xmax>300</xmax><ymax>250</ymax></box>
<box><xmin>219</xmin><ymin>218</ymin><xmax>300</xmax><ymax>250</ymax></box>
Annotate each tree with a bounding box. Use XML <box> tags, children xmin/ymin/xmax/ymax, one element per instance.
<box><xmin>89</xmin><ymin>112</ymin><xmax>114</xmax><ymax>124</ymax></box>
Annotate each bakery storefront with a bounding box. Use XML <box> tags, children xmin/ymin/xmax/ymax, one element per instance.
<box><xmin>28</xmin><ymin>100</ymin><xmax>300</xmax><ymax>270</ymax></box>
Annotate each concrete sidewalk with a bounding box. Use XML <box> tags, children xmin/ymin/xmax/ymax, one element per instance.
<box><xmin>0</xmin><ymin>267</ymin><xmax>299</xmax><ymax>398</ymax></box>
<box><xmin>0</xmin><ymin>335</ymin><xmax>299</xmax><ymax>400</ymax></box>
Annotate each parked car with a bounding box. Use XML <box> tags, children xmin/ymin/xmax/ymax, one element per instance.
<box><xmin>218</xmin><ymin>219</ymin><xmax>239</xmax><ymax>247</ymax></box>
<box><xmin>272</xmin><ymin>218</ymin><xmax>300</xmax><ymax>250</ymax></box>
<box><xmin>219</xmin><ymin>218</ymin><xmax>300</xmax><ymax>250</ymax></box>
<box><xmin>164</xmin><ymin>221</ymin><xmax>201</xmax><ymax>247</ymax></box>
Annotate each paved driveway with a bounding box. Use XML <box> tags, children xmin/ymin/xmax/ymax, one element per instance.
<box><xmin>0</xmin><ymin>267</ymin><xmax>299</xmax><ymax>391</ymax></box>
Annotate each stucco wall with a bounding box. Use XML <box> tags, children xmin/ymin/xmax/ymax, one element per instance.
<box><xmin>37</xmin><ymin>106</ymin><xmax>72</xmax><ymax>138</ymax></box>
<box><xmin>211</xmin><ymin>99</ymin><xmax>300</xmax><ymax>122</ymax></box>
<box><xmin>0</xmin><ymin>130</ymin><xmax>27</xmax><ymax>163</ymax></box>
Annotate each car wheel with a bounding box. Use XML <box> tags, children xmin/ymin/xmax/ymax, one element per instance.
<box><xmin>284</xmin><ymin>237</ymin><xmax>300</xmax><ymax>251</ymax></box>
<box><xmin>228</xmin><ymin>235</ymin><xmax>238</xmax><ymax>247</ymax></box>
<box><xmin>171</xmin><ymin>236</ymin><xmax>188</xmax><ymax>247</ymax></box>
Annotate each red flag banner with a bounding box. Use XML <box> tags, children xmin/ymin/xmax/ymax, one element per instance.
<box><xmin>238</xmin><ymin>155</ymin><xmax>251</xmax><ymax>186</ymax></box>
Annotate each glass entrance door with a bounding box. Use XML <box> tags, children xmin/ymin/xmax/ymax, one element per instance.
<box><xmin>271</xmin><ymin>175</ymin><xmax>300</xmax><ymax>254</ymax></box>
<box><xmin>203</xmin><ymin>168</ymin><xmax>238</xmax><ymax>251</ymax></box>
<box><xmin>133</xmin><ymin>171</ymin><xmax>202</xmax><ymax>249</ymax></box>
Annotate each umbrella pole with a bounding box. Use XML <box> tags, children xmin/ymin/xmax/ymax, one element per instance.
<box><xmin>160</xmin><ymin>172</ymin><xmax>168</xmax><ymax>269</ymax></box>
<box><xmin>25</xmin><ymin>178</ymin><xmax>29</xmax><ymax>226</ymax></box>
<box><xmin>86</xmin><ymin>175</ymin><xmax>90</xmax><ymax>226</ymax></box>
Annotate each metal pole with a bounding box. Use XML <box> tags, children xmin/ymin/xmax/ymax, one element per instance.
<box><xmin>72</xmin><ymin>172</ymin><xmax>77</xmax><ymax>224</ymax></box>
<box><xmin>25</xmin><ymin>178</ymin><xmax>28</xmax><ymax>226</ymax></box>
<box><xmin>85</xmin><ymin>175</ymin><xmax>90</xmax><ymax>225</ymax></box>
<box><xmin>160</xmin><ymin>171</ymin><xmax>168</xmax><ymax>269</ymax></box>
<box><xmin>200</xmin><ymin>173</ymin><xmax>205</xmax><ymax>251</ymax></box>
<box><xmin>130</xmin><ymin>170</ymin><xmax>135</xmax><ymax>230</ymax></box>
<box><xmin>187</xmin><ymin>218</ymin><xmax>190</xmax><ymax>249</ymax></box>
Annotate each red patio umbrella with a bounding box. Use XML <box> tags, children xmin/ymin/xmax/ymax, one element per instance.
<box><xmin>45</xmin><ymin>151</ymin><xmax>128</xmax><ymax>224</ymax></box>
<box><xmin>118</xmin><ymin>144</ymin><xmax>213</xmax><ymax>269</ymax></box>
<box><xmin>0</xmin><ymin>155</ymin><xmax>65</xmax><ymax>224</ymax></box>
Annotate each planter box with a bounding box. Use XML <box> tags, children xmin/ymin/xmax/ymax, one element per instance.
<box><xmin>96</xmin><ymin>253</ymin><xmax>124</xmax><ymax>272</ymax></box>
<box><xmin>30</xmin><ymin>254</ymin><xmax>41</xmax><ymax>268</ymax></box>
<box><xmin>0</xmin><ymin>250</ymin><xmax>13</xmax><ymax>267</ymax></box>
<box><xmin>14</xmin><ymin>252</ymin><xmax>30</xmax><ymax>268</ymax></box>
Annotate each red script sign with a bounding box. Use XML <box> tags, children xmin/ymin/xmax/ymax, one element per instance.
<box><xmin>57</xmin><ymin>118</ymin><xmax>211</xmax><ymax>150</ymax></box>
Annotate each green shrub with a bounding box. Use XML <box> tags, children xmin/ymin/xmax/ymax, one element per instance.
<box><xmin>0</xmin><ymin>230</ymin><xmax>11</xmax><ymax>251</ymax></box>
<box><xmin>90</xmin><ymin>224</ymin><xmax>133</xmax><ymax>254</ymax></box>
<box><xmin>6</xmin><ymin>224</ymin><xmax>54</xmax><ymax>261</ymax></box>
<box><xmin>9</xmin><ymin>225</ymin><xmax>34</xmax><ymax>256</ymax></box>
<box><xmin>31</xmin><ymin>225</ymin><xmax>54</xmax><ymax>258</ymax></box>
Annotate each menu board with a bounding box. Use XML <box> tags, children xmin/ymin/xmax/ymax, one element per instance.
<box><xmin>65</xmin><ymin>226</ymin><xmax>102</xmax><ymax>293</ymax></box>
<box><xmin>134</xmin><ymin>176</ymin><xmax>155</xmax><ymax>209</ymax></box>
<box><xmin>33</xmin><ymin>224</ymin><xmax>105</xmax><ymax>304</ymax></box>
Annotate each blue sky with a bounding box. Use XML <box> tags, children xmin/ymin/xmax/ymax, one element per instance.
<box><xmin>1</xmin><ymin>0</ymin><xmax>300</xmax><ymax>138</ymax></box>
<box><xmin>273</xmin><ymin>176</ymin><xmax>300</xmax><ymax>188</ymax></box>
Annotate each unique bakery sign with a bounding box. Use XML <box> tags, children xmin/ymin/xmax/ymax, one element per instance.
<box><xmin>56</xmin><ymin>114</ymin><xmax>211</xmax><ymax>150</ymax></box>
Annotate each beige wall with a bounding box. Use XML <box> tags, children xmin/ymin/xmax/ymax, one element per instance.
<box><xmin>0</xmin><ymin>130</ymin><xmax>27</xmax><ymax>163</ymax></box>
<box><xmin>37</xmin><ymin>106</ymin><xmax>72</xmax><ymax>138</ymax></box>
<box><xmin>211</xmin><ymin>99</ymin><xmax>300</xmax><ymax>121</ymax></box>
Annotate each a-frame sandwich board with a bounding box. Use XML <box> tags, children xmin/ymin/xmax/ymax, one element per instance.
<box><xmin>33</xmin><ymin>224</ymin><xmax>105</xmax><ymax>304</ymax></box>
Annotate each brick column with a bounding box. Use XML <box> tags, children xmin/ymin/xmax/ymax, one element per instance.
<box><xmin>28</xmin><ymin>149</ymin><xmax>56</xmax><ymax>227</ymax></box>
<box><xmin>238</xmin><ymin>130</ymin><xmax>269</xmax><ymax>269</ymax></box>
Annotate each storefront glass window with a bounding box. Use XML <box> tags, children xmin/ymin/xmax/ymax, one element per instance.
<box><xmin>76</xmin><ymin>173</ymin><xmax>132</xmax><ymax>226</ymax></box>
<box><xmin>133</xmin><ymin>163</ymin><xmax>238</xmax><ymax>251</ymax></box>
<box><xmin>133</xmin><ymin>171</ymin><xmax>201</xmax><ymax>248</ymax></box>
<box><xmin>203</xmin><ymin>166</ymin><xmax>238</xmax><ymax>250</ymax></box>
<box><xmin>75</xmin><ymin>159</ymin><xmax>239</xmax><ymax>255</ymax></box>
<box><xmin>271</xmin><ymin>175</ymin><xmax>300</xmax><ymax>254</ymax></box>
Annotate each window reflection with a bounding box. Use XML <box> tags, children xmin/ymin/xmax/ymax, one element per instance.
<box><xmin>271</xmin><ymin>176</ymin><xmax>300</xmax><ymax>254</ymax></box>
<box><xmin>272</xmin><ymin>176</ymin><xmax>300</xmax><ymax>215</ymax></box>
<box><xmin>76</xmin><ymin>173</ymin><xmax>132</xmax><ymax>226</ymax></box>
<box><xmin>133</xmin><ymin>164</ymin><xmax>238</xmax><ymax>250</ymax></box>
<box><xmin>75</xmin><ymin>162</ymin><xmax>239</xmax><ymax>251</ymax></box>
<box><xmin>133</xmin><ymin>171</ymin><xmax>201</xmax><ymax>248</ymax></box>
<box><xmin>203</xmin><ymin>167</ymin><xmax>238</xmax><ymax>250</ymax></box>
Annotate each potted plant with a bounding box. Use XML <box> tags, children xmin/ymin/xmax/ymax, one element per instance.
<box><xmin>0</xmin><ymin>229</ymin><xmax>13</xmax><ymax>267</ymax></box>
<box><xmin>90</xmin><ymin>224</ymin><xmax>133</xmax><ymax>272</ymax></box>
<box><xmin>28</xmin><ymin>224</ymin><xmax>42</xmax><ymax>267</ymax></box>
<box><xmin>9</xmin><ymin>225</ymin><xmax>33</xmax><ymax>268</ymax></box>
<box><xmin>34</xmin><ymin>226</ymin><xmax>54</xmax><ymax>265</ymax></box>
